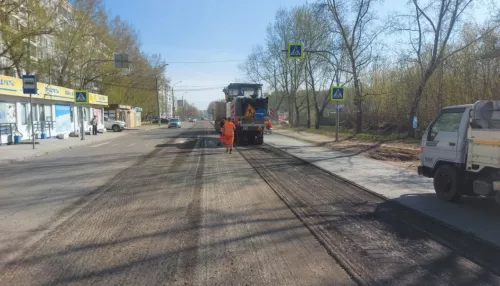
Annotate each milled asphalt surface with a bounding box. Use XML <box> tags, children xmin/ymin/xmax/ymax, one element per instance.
<box><xmin>238</xmin><ymin>143</ymin><xmax>500</xmax><ymax>285</ymax></box>
<box><xmin>0</xmin><ymin>121</ymin><xmax>354</xmax><ymax>285</ymax></box>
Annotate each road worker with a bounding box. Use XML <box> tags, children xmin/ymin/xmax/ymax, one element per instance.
<box><xmin>223</xmin><ymin>117</ymin><xmax>236</xmax><ymax>154</ymax></box>
<box><xmin>218</xmin><ymin>117</ymin><xmax>226</xmax><ymax>146</ymax></box>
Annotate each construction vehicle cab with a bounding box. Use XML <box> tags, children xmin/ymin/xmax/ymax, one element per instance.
<box><xmin>223</xmin><ymin>83</ymin><xmax>268</xmax><ymax>145</ymax></box>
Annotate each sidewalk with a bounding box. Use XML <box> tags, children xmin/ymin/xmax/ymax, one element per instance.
<box><xmin>0</xmin><ymin>125</ymin><xmax>161</xmax><ymax>166</ymax></box>
<box><xmin>265</xmin><ymin>132</ymin><xmax>500</xmax><ymax>248</ymax></box>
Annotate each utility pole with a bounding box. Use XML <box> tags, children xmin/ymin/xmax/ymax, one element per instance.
<box><xmin>305</xmin><ymin>61</ymin><xmax>310</xmax><ymax>128</ymax></box>
<box><xmin>172</xmin><ymin>87</ymin><xmax>175</xmax><ymax>117</ymax></box>
<box><xmin>156</xmin><ymin>75</ymin><xmax>161</xmax><ymax>126</ymax></box>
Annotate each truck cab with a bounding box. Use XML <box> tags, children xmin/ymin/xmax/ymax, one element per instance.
<box><xmin>419</xmin><ymin>100</ymin><xmax>500</xmax><ymax>204</ymax></box>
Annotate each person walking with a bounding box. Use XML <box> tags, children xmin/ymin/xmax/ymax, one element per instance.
<box><xmin>223</xmin><ymin>117</ymin><xmax>236</xmax><ymax>154</ymax></box>
<box><xmin>91</xmin><ymin>115</ymin><xmax>98</xmax><ymax>135</ymax></box>
<box><xmin>218</xmin><ymin>117</ymin><xmax>226</xmax><ymax>146</ymax></box>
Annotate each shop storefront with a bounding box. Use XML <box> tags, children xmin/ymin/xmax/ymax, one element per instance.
<box><xmin>89</xmin><ymin>93</ymin><xmax>108</xmax><ymax>132</ymax></box>
<box><xmin>0</xmin><ymin>74</ymin><xmax>109</xmax><ymax>143</ymax></box>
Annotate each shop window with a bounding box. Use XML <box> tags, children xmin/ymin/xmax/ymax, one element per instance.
<box><xmin>31</xmin><ymin>104</ymin><xmax>38</xmax><ymax>121</ymax></box>
<box><xmin>20</xmin><ymin>103</ymin><xmax>27</xmax><ymax>125</ymax></box>
<box><xmin>44</xmin><ymin>105</ymin><xmax>52</xmax><ymax>121</ymax></box>
<box><xmin>39</xmin><ymin>104</ymin><xmax>45</xmax><ymax>121</ymax></box>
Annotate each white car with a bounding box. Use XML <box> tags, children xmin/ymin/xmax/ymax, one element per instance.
<box><xmin>104</xmin><ymin>116</ymin><xmax>126</xmax><ymax>132</ymax></box>
<box><xmin>168</xmin><ymin>118</ymin><xmax>182</xmax><ymax>128</ymax></box>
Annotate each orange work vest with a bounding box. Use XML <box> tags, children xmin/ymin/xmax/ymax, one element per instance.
<box><xmin>223</xmin><ymin>122</ymin><xmax>235</xmax><ymax>136</ymax></box>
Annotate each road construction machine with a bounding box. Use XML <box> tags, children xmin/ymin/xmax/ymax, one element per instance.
<box><xmin>223</xmin><ymin>83</ymin><xmax>268</xmax><ymax>145</ymax></box>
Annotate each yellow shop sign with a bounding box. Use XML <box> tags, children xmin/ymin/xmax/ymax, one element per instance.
<box><xmin>40</xmin><ymin>83</ymin><xmax>74</xmax><ymax>102</ymax></box>
<box><xmin>89</xmin><ymin>93</ymin><xmax>108</xmax><ymax>105</ymax></box>
<box><xmin>0</xmin><ymin>75</ymin><xmax>43</xmax><ymax>98</ymax></box>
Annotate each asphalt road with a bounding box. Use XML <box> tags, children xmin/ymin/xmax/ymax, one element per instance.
<box><xmin>0</xmin><ymin>121</ymin><xmax>354</xmax><ymax>285</ymax></box>
<box><xmin>3</xmin><ymin>121</ymin><xmax>497</xmax><ymax>285</ymax></box>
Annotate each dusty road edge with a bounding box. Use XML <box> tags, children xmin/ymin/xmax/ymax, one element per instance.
<box><xmin>0</xmin><ymin>124</ymin><xmax>197</xmax><ymax>273</ymax></box>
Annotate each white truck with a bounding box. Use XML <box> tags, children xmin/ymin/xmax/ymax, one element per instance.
<box><xmin>104</xmin><ymin>116</ymin><xmax>126</xmax><ymax>132</ymax></box>
<box><xmin>418</xmin><ymin>100</ymin><xmax>500</xmax><ymax>204</ymax></box>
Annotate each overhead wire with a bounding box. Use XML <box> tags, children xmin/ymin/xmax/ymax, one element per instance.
<box><xmin>166</xmin><ymin>60</ymin><xmax>244</xmax><ymax>64</ymax></box>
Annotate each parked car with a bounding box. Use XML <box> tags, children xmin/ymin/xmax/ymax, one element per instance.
<box><xmin>104</xmin><ymin>116</ymin><xmax>126</xmax><ymax>132</ymax></box>
<box><xmin>168</xmin><ymin>118</ymin><xmax>181</xmax><ymax>128</ymax></box>
<box><xmin>152</xmin><ymin>117</ymin><xmax>169</xmax><ymax>124</ymax></box>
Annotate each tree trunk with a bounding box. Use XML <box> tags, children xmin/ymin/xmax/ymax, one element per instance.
<box><xmin>305</xmin><ymin>65</ymin><xmax>311</xmax><ymax>128</ymax></box>
<box><xmin>352</xmin><ymin>71</ymin><xmax>363</xmax><ymax>134</ymax></box>
<box><xmin>408</xmin><ymin>83</ymin><xmax>425</xmax><ymax>137</ymax></box>
<box><xmin>315</xmin><ymin>107</ymin><xmax>321</xmax><ymax>129</ymax></box>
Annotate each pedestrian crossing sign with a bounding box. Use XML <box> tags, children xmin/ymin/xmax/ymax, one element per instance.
<box><xmin>330</xmin><ymin>86</ymin><xmax>345</xmax><ymax>102</ymax></box>
<box><xmin>74</xmin><ymin>90</ymin><xmax>89</xmax><ymax>104</ymax></box>
<box><xmin>287</xmin><ymin>42</ymin><xmax>304</xmax><ymax>60</ymax></box>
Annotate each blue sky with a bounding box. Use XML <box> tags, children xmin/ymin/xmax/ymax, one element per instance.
<box><xmin>102</xmin><ymin>0</ymin><xmax>492</xmax><ymax>110</ymax></box>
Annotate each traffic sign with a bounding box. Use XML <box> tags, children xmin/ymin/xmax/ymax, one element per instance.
<box><xmin>413</xmin><ymin>116</ymin><xmax>418</xmax><ymax>129</ymax></box>
<box><xmin>114</xmin><ymin>53</ymin><xmax>130</xmax><ymax>69</ymax></box>
<box><xmin>22</xmin><ymin>75</ymin><xmax>37</xmax><ymax>94</ymax></box>
<box><xmin>269</xmin><ymin>108</ymin><xmax>276</xmax><ymax>116</ymax></box>
<box><xmin>74</xmin><ymin>90</ymin><xmax>89</xmax><ymax>104</ymax></box>
<box><xmin>255</xmin><ymin>108</ymin><xmax>266</xmax><ymax>119</ymax></box>
<box><xmin>287</xmin><ymin>42</ymin><xmax>304</xmax><ymax>60</ymax></box>
<box><xmin>330</xmin><ymin>86</ymin><xmax>345</xmax><ymax>102</ymax></box>
<box><xmin>336</xmin><ymin>104</ymin><xmax>344</xmax><ymax>112</ymax></box>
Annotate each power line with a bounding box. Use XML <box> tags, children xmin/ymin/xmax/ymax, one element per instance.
<box><xmin>174</xmin><ymin>86</ymin><xmax>225</xmax><ymax>92</ymax></box>
<box><xmin>167</xmin><ymin>60</ymin><xmax>244</xmax><ymax>64</ymax></box>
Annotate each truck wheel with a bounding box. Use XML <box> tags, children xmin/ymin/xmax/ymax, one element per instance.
<box><xmin>433</xmin><ymin>164</ymin><xmax>462</xmax><ymax>202</ymax></box>
<box><xmin>112</xmin><ymin>125</ymin><xmax>120</xmax><ymax>132</ymax></box>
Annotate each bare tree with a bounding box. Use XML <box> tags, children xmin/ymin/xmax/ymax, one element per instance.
<box><xmin>403</xmin><ymin>0</ymin><xmax>500</xmax><ymax>136</ymax></box>
<box><xmin>321</xmin><ymin>0</ymin><xmax>383</xmax><ymax>133</ymax></box>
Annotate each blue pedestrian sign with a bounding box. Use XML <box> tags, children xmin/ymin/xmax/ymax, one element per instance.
<box><xmin>287</xmin><ymin>42</ymin><xmax>304</xmax><ymax>60</ymax></box>
<box><xmin>330</xmin><ymin>86</ymin><xmax>345</xmax><ymax>102</ymax></box>
<box><xmin>74</xmin><ymin>90</ymin><xmax>89</xmax><ymax>104</ymax></box>
<box><xmin>255</xmin><ymin>108</ymin><xmax>266</xmax><ymax>119</ymax></box>
<box><xmin>22</xmin><ymin>75</ymin><xmax>37</xmax><ymax>94</ymax></box>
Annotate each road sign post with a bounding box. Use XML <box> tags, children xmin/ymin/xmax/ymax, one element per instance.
<box><xmin>330</xmin><ymin>86</ymin><xmax>346</xmax><ymax>142</ymax></box>
<box><xmin>74</xmin><ymin>90</ymin><xmax>89</xmax><ymax>140</ymax></box>
<box><xmin>22</xmin><ymin>75</ymin><xmax>37</xmax><ymax>149</ymax></box>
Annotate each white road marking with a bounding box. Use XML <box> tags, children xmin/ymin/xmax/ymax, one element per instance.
<box><xmin>111</xmin><ymin>144</ymin><xmax>118</xmax><ymax>147</ymax></box>
<box><xmin>91</xmin><ymin>142</ymin><xmax>110</xmax><ymax>148</ymax></box>
<box><xmin>145</xmin><ymin>142</ymin><xmax>153</xmax><ymax>147</ymax></box>
<box><xmin>126</xmin><ymin>143</ymin><xmax>136</xmax><ymax>147</ymax></box>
